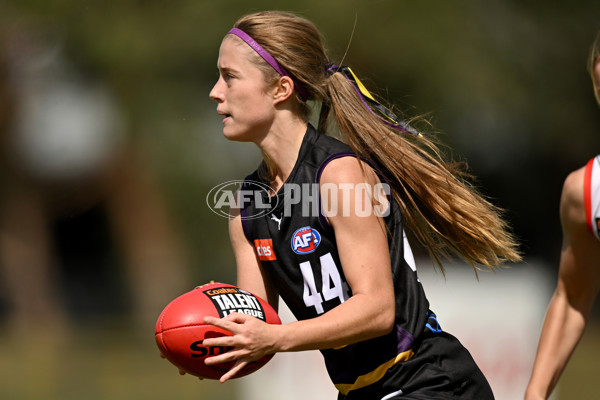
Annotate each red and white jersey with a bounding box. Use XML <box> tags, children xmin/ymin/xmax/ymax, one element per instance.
<box><xmin>584</xmin><ymin>155</ymin><xmax>600</xmax><ymax>240</ymax></box>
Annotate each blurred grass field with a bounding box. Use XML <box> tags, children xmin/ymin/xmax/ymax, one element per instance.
<box><xmin>0</xmin><ymin>320</ymin><xmax>238</xmax><ymax>400</ymax></box>
<box><xmin>0</xmin><ymin>319</ymin><xmax>597</xmax><ymax>399</ymax></box>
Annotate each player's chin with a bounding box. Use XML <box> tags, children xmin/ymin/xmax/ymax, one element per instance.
<box><xmin>222</xmin><ymin>128</ymin><xmax>253</xmax><ymax>143</ymax></box>
<box><xmin>222</xmin><ymin>126</ymin><xmax>241</xmax><ymax>141</ymax></box>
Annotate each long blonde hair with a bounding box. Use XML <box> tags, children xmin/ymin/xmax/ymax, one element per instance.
<box><xmin>231</xmin><ymin>11</ymin><xmax>521</xmax><ymax>271</ymax></box>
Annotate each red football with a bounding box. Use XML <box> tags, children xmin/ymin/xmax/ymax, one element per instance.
<box><xmin>155</xmin><ymin>282</ymin><xmax>281</xmax><ymax>380</ymax></box>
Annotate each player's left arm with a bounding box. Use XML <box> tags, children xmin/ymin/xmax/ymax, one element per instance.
<box><xmin>203</xmin><ymin>157</ymin><xmax>396</xmax><ymax>381</ymax></box>
<box><xmin>280</xmin><ymin>156</ymin><xmax>397</xmax><ymax>348</ymax></box>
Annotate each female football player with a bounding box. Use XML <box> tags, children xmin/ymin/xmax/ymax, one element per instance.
<box><xmin>203</xmin><ymin>11</ymin><xmax>521</xmax><ymax>399</ymax></box>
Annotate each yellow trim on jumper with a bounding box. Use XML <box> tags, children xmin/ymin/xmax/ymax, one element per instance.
<box><xmin>334</xmin><ymin>349</ymin><xmax>415</xmax><ymax>395</ymax></box>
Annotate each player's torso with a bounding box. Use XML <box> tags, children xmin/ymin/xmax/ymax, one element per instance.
<box><xmin>242</xmin><ymin>126</ymin><xmax>353</xmax><ymax>321</ymax></box>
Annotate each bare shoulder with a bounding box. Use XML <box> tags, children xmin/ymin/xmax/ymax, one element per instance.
<box><xmin>560</xmin><ymin>165</ymin><xmax>586</xmax><ymax>227</ymax></box>
<box><xmin>319</xmin><ymin>156</ymin><xmax>379</xmax><ymax>186</ymax></box>
<box><xmin>562</xmin><ymin>166</ymin><xmax>586</xmax><ymax>202</ymax></box>
<box><xmin>558</xmin><ymin>163</ymin><xmax>600</xmax><ymax>301</ymax></box>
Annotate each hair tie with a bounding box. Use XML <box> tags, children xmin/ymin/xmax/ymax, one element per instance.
<box><xmin>228</xmin><ymin>28</ymin><xmax>309</xmax><ymax>100</ymax></box>
<box><xmin>334</xmin><ymin>65</ymin><xmax>421</xmax><ymax>136</ymax></box>
<box><xmin>326</xmin><ymin>63</ymin><xmax>340</xmax><ymax>77</ymax></box>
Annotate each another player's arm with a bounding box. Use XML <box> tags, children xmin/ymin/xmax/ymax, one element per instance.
<box><xmin>229</xmin><ymin>204</ymin><xmax>279</xmax><ymax>310</ymax></box>
<box><xmin>525</xmin><ymin>168</ymin><xmax>600</xmax><ymax>400</ymax></box>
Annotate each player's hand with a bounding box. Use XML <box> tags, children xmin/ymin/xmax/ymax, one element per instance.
<box><xmin>202</xmin><ymin>312</ymin><xmax>279</xmax><ymax>382</ymax></box>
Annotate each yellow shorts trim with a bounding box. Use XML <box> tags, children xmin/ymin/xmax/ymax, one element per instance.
<box><xmin>334</xmin><ymin>349</ymin><xmax>415</xmax><ymax>395</ymax></box>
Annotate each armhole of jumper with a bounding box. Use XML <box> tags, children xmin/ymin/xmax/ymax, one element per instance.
<box><xmin>316</xmin><ymin>152</ymin><xmax>392</xmax><ymax>232</ymax></box>
<box><xmin>239</xmin><ymin>173</ymin><xmax>260</xmax><ymax>243</ymax></box>
<box><xmin>240</xmin><ymin>207</ymin><xmax>252</xmax><ymax>242</ymax></box>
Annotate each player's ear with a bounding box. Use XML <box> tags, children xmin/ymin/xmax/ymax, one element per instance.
<box><xmin>273</xmin><ymin>76</ymin><xmax>294</xmax><ymax>104</ymax></box>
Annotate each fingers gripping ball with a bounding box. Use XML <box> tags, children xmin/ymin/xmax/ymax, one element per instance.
<box><xmin>155</xmin><ymin>282</ymin><xmax>281</xmax><ymax>380</ymax></box>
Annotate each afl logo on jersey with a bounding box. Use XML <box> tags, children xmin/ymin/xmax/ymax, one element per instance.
<box><xmin>291</xmin><ymin>226</ymin><xmax>321</xmax><ymax>254</ymax></box>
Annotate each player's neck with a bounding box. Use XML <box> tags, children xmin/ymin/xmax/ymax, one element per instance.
<box><xmin>258</xmin><ymin>117</ymin><xmax>307</xmax><ymax>190</ymax></box>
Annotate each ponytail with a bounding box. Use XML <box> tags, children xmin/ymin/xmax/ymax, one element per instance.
<box><xmin>322</xmin><ymin>66</ymin><xmax>521</xmax><ymax>272</ymax></box>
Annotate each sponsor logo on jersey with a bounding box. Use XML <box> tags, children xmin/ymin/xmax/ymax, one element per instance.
<box><xmin>203</xmin><ymin>286</ymin><xmax>266</xmax><ymax>320</ymax></box>
<box><xmin>254</xmin><ymin>238</ymin><xmax>277</xmax><ymax>261</ymax></box>
<box><xmin>291</xmin><ymin>226</ymin><xmax>321</xmax><ymax>254</ymax></box>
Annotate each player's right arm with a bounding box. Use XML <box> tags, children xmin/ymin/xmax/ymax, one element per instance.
<box><xmin>228</xmin><ymin>205</ymin><xmax>279</xmax><ymax>311</ymax></box>
<box><xmin>199</xmin><ymin>206</ymin><xmax>280</xmax><ymax>382</ymax></box>
<box><xmin>525</xmin><ymin>167</ymin><xmax>600</xmax><ymax>400</ymax></box>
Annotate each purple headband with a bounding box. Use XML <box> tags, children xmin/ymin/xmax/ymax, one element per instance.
<box><xmin>228</xmin><ymin>27</ymin><xmax>309</xmax><ymax>100</ymax></box>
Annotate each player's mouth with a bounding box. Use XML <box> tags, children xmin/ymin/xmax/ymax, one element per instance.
<box><xmin>217</xmin><ymin>110</ymin><xmax>231</xmax><ymax>124</ymax></box>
